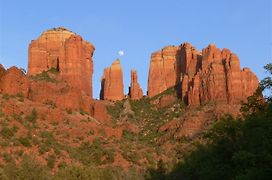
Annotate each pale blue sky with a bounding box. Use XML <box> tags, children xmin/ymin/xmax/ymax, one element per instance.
<box><xmin>0</xmin><ymin>0</ymin><xmax>271</xmax><ymax>98</ymax></box>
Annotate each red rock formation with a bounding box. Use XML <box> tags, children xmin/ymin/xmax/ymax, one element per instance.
<box><xmin>90</xmin><ymin>100</ymin><xmax>111</xmax><ymax>123</ymax></box>
<box><xmin>28</xmin><ymin>80</ymin><xmax>86</xmax><ymax>110</ymax></box>
<box><xmin>100</xmin><ymin>59</ymin><xmax>124</xmax><ymax>101</ymax></box>
<box><xmin>28</xmin><ymin>27</ymin><xmax>94</xmax><ymax>97</ymax></box>
<box><xmin>180</xmin><ymin>42</ymin><xmax>202</xmax><ymax>80</ymax></box>
<box><xmin>147</xmin><ymin>46</ymin><xmax>181</xmax><ymax>97</ymax></box>
<box><xmin>0</xmin><ymin>66</ymin><xmax>29</xmax><ymax>96</ymax></box>
<box><xmin>148</xmin><ymin>43</ymin><xmax>259</xmax><ymax>106</ymax></box>
<box><xmin>129</xmin><ymin>70</ymin><xmax>143</xmax><ymax>100</ymax></box>
<box><xmin>190</xmin><ymin>44</ymin><xmax>258</xmax><ymax>105</ymax></box>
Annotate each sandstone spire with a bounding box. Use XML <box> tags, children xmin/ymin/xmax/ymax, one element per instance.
<box><xmin>129</xmin><ymin>70</ymin><xmax>143</xmax><ymax>100</ymax></box>
<box><xmin>28</xmin><ymin>27</ymin><xmax>94</xmax><ymax>97</ymax></box>
<box><xmin>100</xmin><ymin>59</ymin><xmax>124</xmax><ymax>101</ymax></box>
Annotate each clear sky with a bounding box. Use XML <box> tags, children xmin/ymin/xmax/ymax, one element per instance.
<box><xmin>0</xmin><ymin>0</ymin><xmax>271</xmax><ymax>99</ymax></box>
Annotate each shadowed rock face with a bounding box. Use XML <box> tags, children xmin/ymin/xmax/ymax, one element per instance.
<box><xmin>129</xmin><ymin>70</ymin><xmax>143</xmax><ymax>100</ymax></box>
<box><xmin>100</xmin><ymin>59</ymin><xmax>124</xmax><ymax>101</ymax></box>
<box><xmin>28</xmin><ymin>27</ymin><xmax>94</xmax><ymax>97</ymax></box>
<box><xmin>0</xmin><ymin>64</ymin><xmax>5</xmax><ymax>78</ymax></box>
<box><xmin>148</xmin><ymin>43</ymin><xmax>259</xmax><ymax>105</ymax></box>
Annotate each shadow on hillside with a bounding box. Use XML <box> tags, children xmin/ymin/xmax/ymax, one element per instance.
<box><xmin>145</xmin><ymin>104</ymin><xmax>272</xmax><ymax>180</ymax></box>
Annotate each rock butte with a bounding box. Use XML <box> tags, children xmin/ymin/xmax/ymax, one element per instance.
<box><xmin>148</xmin><ymin>42</ymin><xmax>259</xmax><ymax>105</ymax></box>
<box><xmin>129</xmin><ymin>70</ymin><xmax>143</xmax><ymax>100</ymax></box>
<box><xmin>28</xmin><ymin>27</ymin><xmax>94</xmax><ymax>97</ymax></box>
<box><xmin>100</xmin><ymin>59</ymin><xmax>124</xmax><ymax>101</ymax></box>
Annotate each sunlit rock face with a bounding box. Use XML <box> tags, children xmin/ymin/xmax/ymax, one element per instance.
<box><xmin>129</xmin><ymin>70</ymin><xmax>143</xmax><ymax>100</ymax></box>
<box><xmin>0</xmin><ymin>66</ymin><xmax>29</xmax><ymax>97</ymax></box>
<box><xmin>147</xmin><ymin>46</ymin><xmax>182</xmax><ymax>97</ymax></box>
<box><xmin>28</xmin><ymin>27</ymin><xmax>94</xmax><ymax>97</ymax></box>
<box><xmin>100</xmin><ymin>59</ymin><xmax>124</xmax><ymax>101</ymax></box>
<box><xmin>148</xmin><ymin>43</ymin><xmax>259</xmax><ymax>105</ymax></box>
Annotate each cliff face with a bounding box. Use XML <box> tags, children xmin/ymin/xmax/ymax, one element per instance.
<box><xmin>100</xmin><ymin>59</ymin><xmax>124</xmax><ymax>101</ymax></box>
<box><xmin>148</xmin><ymin>43</ymin><xmax>259</xmax><ymax>105</ymax></box>
<box><xmin>28</xmin><ymin>27</ymin><xmax>94</xmax><ymax>97</ymax></box>
<box><xmin>147</xmin><ymin>46</ymin><xmax>181</xmax><ymax>97</ymax></box>
<box><xmin>129</xmin><ymin>70</ymin><xmax>143</xmax><ymax>100</ymax></box>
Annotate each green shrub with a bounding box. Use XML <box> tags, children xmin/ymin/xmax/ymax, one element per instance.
<box><xmin>69</xmin><ymin>138</ymin><xmax>115</xmax><ymax>166</ymax></box>
<box><xmin>2</xmin><ymin>153</ymin><xmax>15</xmax><ymax>163</ymax></box>
<box><xmin>25</xmin><ymin>108</ymin><xmax>38</xmax><ymax>123</ymax></box>
<box><xmin>65</xmin><ymin>108</ymin><xmax>73</xmax><ymax>114</ymax></box>
<box><xmin>12</xmin><ymin>114</ymin><xmax>22</xmax><ymax>122</ymax></box>
<box><xmin>16</xmin><ymin>93</ymin><xmax>24</xmax><ymax>102</ymax></box>
<box><xmin>2</xmin><ymin>94</ymin><xmax>10</xmax><ymax>100</ymax></box>
<box><xmin>47</xmin><ymin>67</ymin><xmax>58</xmax><ymax>74</ymax></box>
<box><xmin>44</xmin><ymin>100</ymin><xmax>57</xmax><ymax>109</ymax></box>
<box><xmin>122</xmin><ymin>150</ymin><xmax>140</xmax><ymax>164</ymax></box>
<box><xmin>107</xmin><ymin>100</ymin><xmax>124</xmax><ymax>120</ymax></box>
<box><xmin>47</xmin><ymin>154</ymin><xmax>56</xmax><ymax>169</ymax></box>
<box><xmin>0</xmin><ymin>110</ymin><xmax>4</xmax><ymax>117</ymax></box>
<box><xmin>122</xmin><ymin>130</ymin><xmax>137</xmax><ymax>141</ymax></box>
<box><xmin>38</xmin><ymin>131</ymin><xmax>60</xmax><ymax>155</ymax></box>
<box><xmin>54</xmin><ymin>165</ymin><xmax>124</xmax><ymax>180</ymax></box>
<box><xmin>18</xmin><ymin>136</ymin><xmax>32</xmax><ymax>147</ymax></box>
<box><xmin>10</xmin><ymin>156</ymin><xmax>50</xmax><ymax>180</ymax></box>
<box><xmin>30</xmin><ymin>69</ymin><xmax>58</xmax><ymax>83</ymax></box>
<box><xmin>79</xmin><ymin>108</ymin><xmax>88</xmax><ymax>115</ymax></box>
<box><xmin>0</xmin><ymin>126</ymin><xmax>18</xmax><ymax>139</ymax></box>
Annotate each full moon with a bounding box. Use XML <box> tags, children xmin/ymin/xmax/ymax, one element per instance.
<box><xmin>118</xmin><ymin>50</ymin><xmax>124</xmax><ymax>56</ymax></box>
